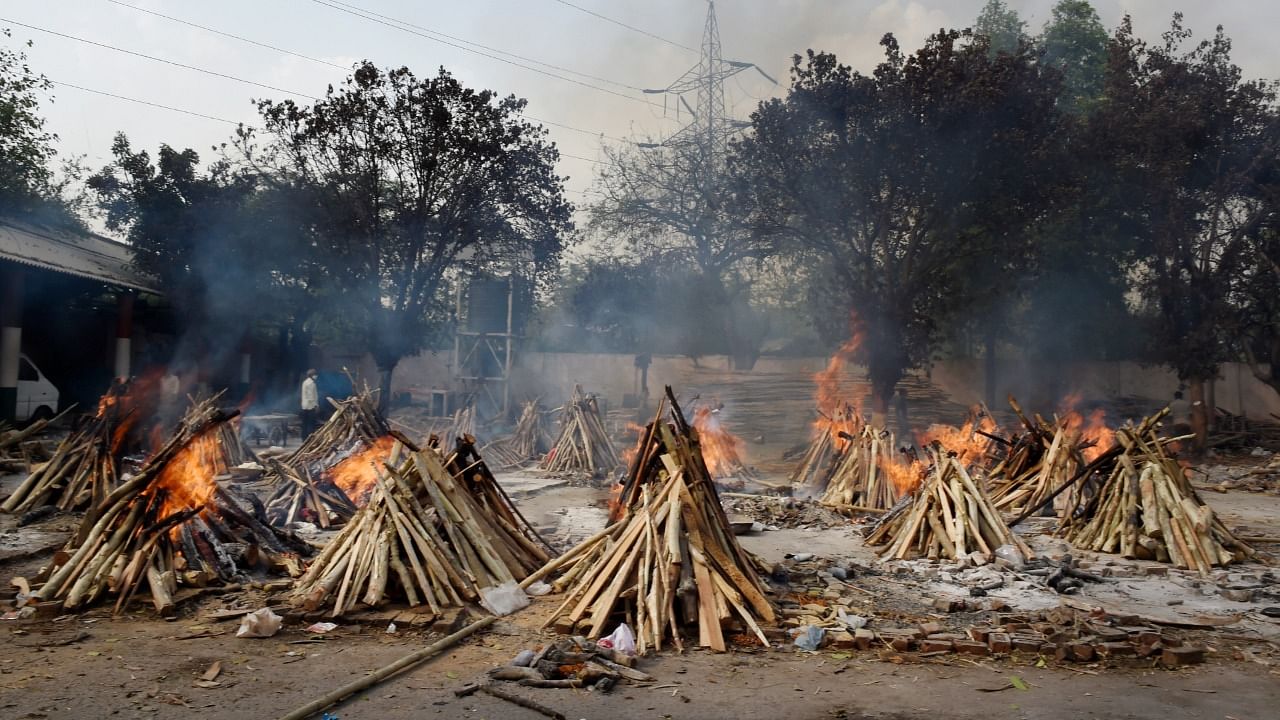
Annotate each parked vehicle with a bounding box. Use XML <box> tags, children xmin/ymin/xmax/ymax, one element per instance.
<box><xmin>15</xmin><ymin>353</ymin><xmax>59</xmax><ymax>423</ymax></box>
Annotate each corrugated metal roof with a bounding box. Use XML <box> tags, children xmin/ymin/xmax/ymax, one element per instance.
<box><xmin>0</xmin><ymin>218</ymin><xmax>160</xmax><ymax>293</ymax></box>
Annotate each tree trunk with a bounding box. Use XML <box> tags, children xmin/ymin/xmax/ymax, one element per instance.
<box><xmin>376</xmin><ymin>357</ymin><xmax>400</xmax><ymax>415</ymax></box>
<box><xmin>1187</xmin><ymin>378</ymin><xmax>1208</xmax><ymax>455</ymax></box>
<box><xmin>983</xmin><ymin>326</ymin><xmax>997</xmax><ymax>408</ymax></box>
<box><xmin>1205</xmin><ymin>378</ymin><xmax>1216</xmax><ymax>431</ymax></box>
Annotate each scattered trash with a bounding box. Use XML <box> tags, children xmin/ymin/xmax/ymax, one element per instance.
<box><xmin>512</xmin><ymin>649</ymin><xmax>536</xmax><ymax>667</ymax></box>
<box><xmin>524</xmin><ymin>580</ymin><xmax>553</xmax><ymax>596</ymax></box>
<box><xmin>834</xmin><ymin>608</ymin><xmax>867</xmax><ymax>631</ymax></box>
<box><xmin>599</xmin><ymin>623</ymin><xmax>636</xmax><ymax>655</ymax></box>
<box><xmin>385</xmin><ymin>622</ymin><xmax>398</xmax><ymax>634</ymax></box>
<box><xmin>993</xmin><ymin>544</ymin><xmax>1026</xmax><ymax>571</ymax></box>
<box><xmin>789</xmin><ymin>552</ymin><xmax>815</xmax><ymax>562</ymax></box>
<box><xmin>306</xmin><ymin>622</ymin><xmax>339</xmax><ymax>634</ymax></box>
<box><xmin>235</xmin><ymin>608</ymin><xmax>282</xmax><ymax>638</ymax></box>
<box><xmin>791</xmin><ymin>624</ymin><xmax>825</xmax><ymax>651</ymax></box>
<box><xmin>480</xmin><ymin>581</ymin><xmax>532</xmax><ymax>616</ymax></box>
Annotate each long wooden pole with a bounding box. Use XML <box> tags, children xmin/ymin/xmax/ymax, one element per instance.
<box><xmin>275</xmin><ymin>615</ymin><xmax>495</xmax><ymax>720</ymax></box>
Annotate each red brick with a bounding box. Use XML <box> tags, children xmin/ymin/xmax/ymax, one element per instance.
<box><xmin>920</xmin><ymin>637</ymin><xmax>954</xmax><ymax>653</ymax></box>
<box><xmin>918</xmin><ymin>622</ymin><xmax>944</xmax><ymax>636</ymax></box>
<box><xmin>1160</xmin><ymin>646</ymin><xmax>1206</xmax><ymax>668</ymax></box>
<box><xmin>854</xmin><ymin>628</ymin><xmax>874</xmax><ymax>651</ymax></box>
<box><xmin>1096</xmin><ymin>642</ymin><xmax>1135</xmax><ymax>658</ymax></box>
<box><xmin>1069</xmin><ymin>642</ymin><xmax>1096</xmax><ymax>662</ymax></box>
<box><xmin>933</xmin><ymin>597</ymin><xmax>965</xmax><ymax>613</ymax></box>
<box><xmin>1011</xmin><ymin>635</ymin><xmax>1045</xmax><ymax>653</ymax></box>
<box><xmin>987</xmin><ymin>632</ymin><xmax>1012</xmax><ymax>654</ymax></box>
<box><xmin>968</xmin><ymin>626</ymin><xmax>993</xmax><ymax>643</ymax></box>
<box><xmin>954</xmin><ymin>640</ymin><xmax>990</xmax><ymax>656</ymax></box>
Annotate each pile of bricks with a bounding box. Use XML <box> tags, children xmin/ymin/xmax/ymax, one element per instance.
<box><xmin>778</xmin><ymin>606</ymin><xmax>1209</xmax><ymax>668</ymax></box>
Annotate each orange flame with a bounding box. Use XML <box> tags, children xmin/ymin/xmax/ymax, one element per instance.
<box><xmin>916</xmin><ymin>410</ymin><xmax>999</xmax><ymax>467</ymax></box>
<box><xmin>620</xmin><ymin>422</ymin><xmax>646</xmax><ymax>467</ymax></box>
<box><xmin>691</xmin><ymin>406</ymin><xmax>748</xmax><ymax>479</ymax></box>
<box><xmin>325</xmin><ymin>435</ymin><xmax>398</xmax><ymax>504</ymax></box>
<box><xmin>148</xmin><ymin>429</ymin><xmax>225</xmax><ymax>520</ymax></box>
<box><xmin>607</xmin><ymin>481</ymin><xmax>625</xmax><ymax>520</ymax></box>
<box><xmin>812</xmin><ymin>319</ymin><xmax>866</xmax><ymax>427</ymax></box>
<box><xmin>880</xmin><ymin>453</ymin><xmax>925</xmax><ymax>496</ymax></box>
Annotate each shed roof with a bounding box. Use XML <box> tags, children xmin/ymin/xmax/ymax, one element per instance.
<box><xmin>0</xmin><ymin>217</ymin><xmax>160</xmax><ymax>293</ymax></box>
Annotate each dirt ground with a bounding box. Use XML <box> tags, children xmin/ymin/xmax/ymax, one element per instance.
<box><xmin>2</xmin><ymin>448</ymin><xmax>1279</xmax><ymax>720</ymax></box>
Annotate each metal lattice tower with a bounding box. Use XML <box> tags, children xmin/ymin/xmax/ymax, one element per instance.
<box><xmin>644</xmin><ymin>1</ymin><xmax>775</xmax><ymax>159</ymax></box>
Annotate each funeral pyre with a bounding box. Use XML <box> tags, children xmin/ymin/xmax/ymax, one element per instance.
<box><xmin>21</xmin><ymin>397</ymin><xmax>305</xmax><ymax>614</ymax></box>
<box><xmin>536</xmin><ymin>387</ymin><xmax>776</xmax><ymax>653</ymax></box>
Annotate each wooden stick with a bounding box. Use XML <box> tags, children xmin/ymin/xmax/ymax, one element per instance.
<box><xmin>275</xmin><ymin>615</ymin><xmax>496</xmax><ymax>720</ymax></box>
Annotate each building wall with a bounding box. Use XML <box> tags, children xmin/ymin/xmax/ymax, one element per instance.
<box><xmin>390</xmin><ymin>350</ymin><xmax>1280</xmax><ymax>421</ymax></box>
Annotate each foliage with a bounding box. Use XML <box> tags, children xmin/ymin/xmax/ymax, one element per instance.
<box><xmin>973</xmin><ymin>0</ymin><xmax>1027</xmax><ymax>56</ymax></box>
<box><xmin>1097</xmin><ymin>15</ymin><xmax>1278</xmax><ymax>383</ymax></box>
<box><xmin>734</xmin><ymin>33</ymin><xmax>1063</xmax><ymax>408</ymax></box>
<box><xmin>1039</xmin><ymin>0</ymin><xmax>1109</xmax><ymax>114</ymax></box>
<box><xmin>240</xmin><ymin>62</ymin><xmax>573</xmax><ymax>384</ymax></box>
<box><xmin>0</xmin><ymin>29</ymin><xmax>81</xmax><ymax>227</ymax></box>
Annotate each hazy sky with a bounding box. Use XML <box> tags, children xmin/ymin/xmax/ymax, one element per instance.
<box><xmin>7</xmin><ymin>0</ymin><xmax>1280</xmax><ymax>225</ymax></box>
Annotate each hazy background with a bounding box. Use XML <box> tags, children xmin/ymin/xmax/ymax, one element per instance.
<box><xmin>8</xmin><ymin>0</ymin><xmax>1280</xmax><ymax>223</ymax></box>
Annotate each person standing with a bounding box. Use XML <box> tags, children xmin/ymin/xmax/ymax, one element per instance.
<box><xmin>300</xmin><ymin>368</ymin><xmax>319</xmax><ymax>439</ymax></box>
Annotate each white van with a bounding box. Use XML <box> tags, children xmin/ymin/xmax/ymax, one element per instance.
<box><xmin>16</xmin><ymin>353</ymin><xmax>59</xmax><ymax>423</ymax></box>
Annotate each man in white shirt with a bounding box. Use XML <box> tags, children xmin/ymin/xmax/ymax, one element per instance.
<box><xmin>300</xmin><ymin>368</ymin><xmax>319</xmax><ymax>439</ymax></box>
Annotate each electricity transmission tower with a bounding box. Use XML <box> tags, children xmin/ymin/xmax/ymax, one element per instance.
<box><xmin>642</xmin><ymin>1</ymin><xmax>776</xmax><ymax>160</ymax></box>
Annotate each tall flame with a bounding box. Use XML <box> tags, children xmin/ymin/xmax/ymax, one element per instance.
<box><xmin>916</xmin><ymin>410</ymin><xmax>999</xmax><ymax>467</ymax></box>
<box><xmin>1059</xmin><ymin>396</ymin><xmax>1116</xmax><ymax>463</ymax></box>
<box><xmin>811</xmin><ymin>315</ymin><xmax>866</xmax><ymax>439</ymax></box>
<box><xmin>691</xmin><ymin>406</ymin><xmax>748</xmax><ymax>479</ymax></box>
<box><xmin>325</xmin><ymin>435</ymin><xmax>398</xmax><ymax>504</ymax></box>
<box><xmin>148</xmin><ymin>429</ymin><xmax>225</xmax><ymax>520</ymax></box>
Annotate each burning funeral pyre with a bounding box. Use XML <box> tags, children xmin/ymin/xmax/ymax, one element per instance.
<box><xmin>538</xmin><ymin>387</ymin><xmax>776</xmax><ymax>653</ymax></box>
<box><xmin>1052</xmin><ymin>408</ymin><xmax>1254</xmax><ymax>574</ymax></box>
<box><xmin>263</xmin><ymin>388</ymin><xmax>411</xmax><ymax>527</ymax></box>
<box><xmin>24</xmin><ymin>397</ymin><xmax>305</xmax><ymax>614</ymax></box>
<box><xmin>481</xmin><ymin>399</ymin><xmax>551</xmax><ymax>469</ymax></box>
<box><xmin>688</xmin><ymin>402</ymin><xmax>757</xmax><ymax>485</ymax></box>
<box><xmin>540</xmin><ymin>385</ymin><xmax>621</xmax><ymax>476</ymax></box>
<box><xmin>865</xmin><ymin>448</ymin><xmax>1035</xmax><ymax>563</ymax></box>
<box><xmin>290</xmin><ymin>437</ymin><xmax>550</xmax><ymax>618</ymax></box>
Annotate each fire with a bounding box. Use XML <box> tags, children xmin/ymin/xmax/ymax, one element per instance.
<box><xmin>148</xmin><ymin>429</ymin><xmax>225</xmax><ymax>520</ymax></box>
<box><xmin>880</xmin><ymin>453</ymin><xmax>925</xmax><ymax>496</ymax></box>
<box><xmin>96</xmin><ymin>370</ymin><xmax>166</xmax><ymax>455</ymax></box>
<box><xmin>325</xmin><ymin>435</ymin><xmax>398</xmax><ymax>504</ymax></box>
<box><xmin>691</xmin><ymin>405</ymin><xmax>748</xmax><ymax>479</ymax></box>
<box><xmin>620</xmin><ymin>422</ymin><xmax>646</xmax><ymax>467</ymax></box>
<box><xmin>607</xmin><ymin>481</ymin><xmax>625</xmax><ymax>520</ymax></box>
<box><xmin>916</xmin><ymin>410</ymin><xmax>999</xmax><ymax>467</ymax></box>
<box><xmin>1059</xmin><ymin>395</ymin><xmax>1117</xmax><ymax>463</ymax></box>
<box><xmin>811</xmin><ymin>316</ymin><xmax>866</xmax><ymax>436</ymax></box>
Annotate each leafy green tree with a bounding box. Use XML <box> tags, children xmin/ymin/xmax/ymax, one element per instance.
<box><xmin>0</xmin><ymin>29</ymin><xmax>80</xmax><ymax>226</ymax></box>
<box><xmin>87</xmin><ymin>133</ymin><xmax>308</xmax><ymax>362</ymax></box>
<box><xmin>241</xmin><ymin>62</ymin><xmax>573</xmax><ymax>404</ymax></box>
<box><xmin>1097</xmin><ymin>15</ymin><xmax>1279</xmax><ymax>450</ymax></box>
<box><xmin>734</xmin><ymin>32</ymin><xmax>1063</xmax><ymax>413</ymax></box>
<box><xmin>974</xmin><ymin>0</ymin><xmax>1027</xmax><ymax>56</ymax></box>
<box><xmin>1040</xmin><ymin>0</ymin><xmax>1109</xmax><ymax>114</ymax></box>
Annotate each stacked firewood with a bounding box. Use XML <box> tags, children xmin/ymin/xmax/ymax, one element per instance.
<box><xmin>788</xmin><ymin>404</ymin><xmax>862</xmax><ymax>491</ymax></box>
<box><xmin>481</xmin><ymin>400</ymin><xmax>550</xmax><ymax>469</ymax></box>
<box><xmin>1058</xmin><ymin>414</ymin><xmax>1254</xmax><ymax>574</ymax></box>
<box><xmin>0</xmin><ymin>413</ymin><xmax>60</xmax><ymax>474</ymax></box>
<box><xmin>538</xmin><ymin>388</ymin><xmax>776</xmax><ymax>653</ymax></box>
<box><xmin>26</xmin><ymin>398</ymin><xmax>302</xmax><ymax>614</ymax></box>
<box><xmin>2</xmin><ymin>395</ymin><xmax>135</xmax><ymax>514</ymax></box>
<box><xmin>985</xmin><ymin>397</ymin><xmax>1105</xmax><ymax>515</ymax></box>
<box><xmin>817</xmin><ymin>426</ymin><xmax>906</xmax><ymax>512</ymax></box>
<box><xmin>540</xmin><ymin>386</ymin><xmax>621</xmax><ymax>475</ymax></box>
<box><xmin>865</xmin><ymin>451</ymin><xmax>1034</xmax><ymax>563</ymax></box>
<box><xmin>291</xmin><ymin>441</ymin><xmax>549</xmax><ymax>617</ymax></box>
<box><xmin>264</xmin><ymin>389</ymin><xmax>408</xmax><ymax>527</ymax></box>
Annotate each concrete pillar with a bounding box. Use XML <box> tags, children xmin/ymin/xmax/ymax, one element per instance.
<box><xmin>114</xmin><ymin>291</ymin><xmax>134</xmax><ymax>380</ymax></box>
<box><xmin>1</xmin><ymin>266</ymin><xmax>23</xmax><ymax>423</ymax></box>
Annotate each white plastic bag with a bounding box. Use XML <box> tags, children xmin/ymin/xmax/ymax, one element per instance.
<box><xmin>598</xmin><ymin>623</ymin><xmax>636</xmax><ymax>655</ymax></box>
<box><xmin>236</xmin><ymin>608</ymin><xmax>282</xmax><ymax>638</ymax></box>
<box><xmin>524</xmin><ymin>580</ymin><xmax>553</xmax><ymax>596</ymax></box>
<box><xmin>479</xmin><ymin>581</ymin><xmax>531</xmax><ymax>616</ymax></box>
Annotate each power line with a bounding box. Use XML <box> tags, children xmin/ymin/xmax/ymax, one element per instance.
<box><xmin>307</xmin><ymin>0</ymin><xmax>666</xmax><ymax>110</ymax></box>
<box><xmin>102</xmin><ymin>0</ymin><xmax>632</xmax><ymax>146</ymax></box>
<box><xmin>1</xmin><ymin>17</ymin><xmax>319</xmax><ymax>100</ymax></box>
<box><xmin>319</xmin><ymin>0</ymin><xmax>644</xmax><ymax>92</ymax></box>
<box><xmin>551</xmin><ymin>0</ymin><xmax>696</xmax><ymax>54</ymax></box>
<box><xmin>106</xmin><ymin>0</ymin><xmax>349</xmax><ymax>71</ymax></box>
<box><xmin>48</xmin><ymin>78</ymin><xmax>245</xmax><ymax>125</ymax></box>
